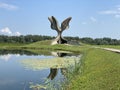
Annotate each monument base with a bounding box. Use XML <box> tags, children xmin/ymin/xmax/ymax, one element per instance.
<box><xmin>51</xmin><ymin>37</ymin><xmax>67</xmax><ymax>45</ymax></box>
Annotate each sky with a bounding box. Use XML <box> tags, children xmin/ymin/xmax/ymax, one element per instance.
<box><xmin>0</xmin><ymin>0</ymin><xmax>120</xmax><ymax>39</ymax></box>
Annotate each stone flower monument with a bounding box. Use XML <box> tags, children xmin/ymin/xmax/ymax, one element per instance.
<box><xmin>48</xmin><ymin>16</ymin><xmax>72</xmax><ymax>45</ymax></box>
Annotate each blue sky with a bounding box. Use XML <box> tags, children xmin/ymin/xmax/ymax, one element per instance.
<box><xmin>0</xmin><ymin>0</ymin><xmax>120</xmax><ymax>39</ymax></box>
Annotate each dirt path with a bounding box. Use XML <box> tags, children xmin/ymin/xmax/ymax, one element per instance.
<box><xmin>93</xmin><ymin>46</ymin><xmax>120</xmax><ymax>53</ymax></box>
<box><xmin>102</xmin><ymin>48</ymin><xmax>120</xmax><ymax>53</ymax></box>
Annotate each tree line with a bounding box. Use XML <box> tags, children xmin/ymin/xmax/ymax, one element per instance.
<box><xmin>0</xmin><ymin>35</ymin><xmax>54</xmax><ymax>43</ymax></box>
<box><xmin>80</xmin><ymin>37</ymin><xmax>120</xmax><ymax>45</ymax></box>
<box><xmin>0</xmin><ymin>35</ymin><xmax>120</xmax><ymax>45</ymax></box>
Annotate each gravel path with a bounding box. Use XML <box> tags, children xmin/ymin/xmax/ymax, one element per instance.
<box><xmin>92</xmin><ymin>46</ymin><xmax>120</xmax><ymax>53</ymax></box>
<box><xmin>102</xmin><ymin>48</ymin><xmax>120</xmax><ymax>53</ymax></box>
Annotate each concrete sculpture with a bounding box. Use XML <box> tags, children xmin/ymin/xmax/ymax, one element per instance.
<box><xmin>48</xmin><ymin>16</ymin><xmax>72</xmax><ymax>45</ymax></box>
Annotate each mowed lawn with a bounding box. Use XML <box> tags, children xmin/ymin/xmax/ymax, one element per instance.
<box><xmin>67</xmin><ymin>47</ymin><xmax>120</xmax><ymax>90</ymax></box>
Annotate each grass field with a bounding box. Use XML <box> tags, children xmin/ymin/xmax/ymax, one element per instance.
<box><xmin>0</xmin><ymin>43</ymin><xmax>26</xmax><ymax>50</ymax></box>
<box><xmin>67</xmin><ymin>48</ymin><xmax>120</xmax><ymax>90</ymax></box>
<box><xmin>0</xmin><ymin>41</ymin><xmax>120</xmax><ymax>90</ymax></box>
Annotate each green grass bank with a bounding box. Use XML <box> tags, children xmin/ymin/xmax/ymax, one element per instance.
<box><xmin>67</xmin><ymin>47</ymin><xmax>120</xmax><ymax>90</ymax></box>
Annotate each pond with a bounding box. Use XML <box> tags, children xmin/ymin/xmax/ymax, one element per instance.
<box><xmin>0</xmin><ymin>50</ymin><xmax>80</xmax><ymax>90</ymax></box>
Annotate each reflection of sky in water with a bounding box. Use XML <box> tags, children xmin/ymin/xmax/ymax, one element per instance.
<box><xmin>0</xmin><ymin>54</ymin><xmax>62</xmax><ymax>90</ymax></box>
<box><xmin>0</xmin><ymin>54</ymin><xmax>53</xmax><ymax>61</ymax></box>
<box><xmin>0</xmin><ymin>54</ymin><xmax>20</xmax><ymax>61</ymax></box>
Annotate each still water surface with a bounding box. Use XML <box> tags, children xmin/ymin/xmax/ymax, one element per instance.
<box><xmin>0</xmin><ymin>50</ymin><xmax>79</xmax><ymax>90</ymax></box>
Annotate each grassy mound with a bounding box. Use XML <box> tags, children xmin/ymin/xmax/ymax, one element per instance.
<box><xmin>22</xmin><ymin>40</ymin><xmax>84</xmax><ymax>53</ymax></box>
<box><xmin>28</xmin><ymin>40</ymin><xmax>52</xmax><ymax>46</ymax></box>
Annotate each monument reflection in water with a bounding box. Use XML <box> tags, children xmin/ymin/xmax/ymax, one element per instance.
<box><xmin>20</xmin><ymin>50</ymin><xmax>80</xmax><ymax>90</ymax></box>
<box><xmin>47</xmin><ymin>52</ymin><xmax>68</xmax><ymax>80</ymax></box>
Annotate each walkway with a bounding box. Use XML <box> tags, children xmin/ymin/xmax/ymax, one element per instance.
<box><xmin>102</xmin><ymin>48</ymin><xmax>120</xmax><ymax>53</ymax></box>
<box><xmin>93</xmin><ymin>46</ymin><xmax>120</xmax><ymax>53</ymax></box>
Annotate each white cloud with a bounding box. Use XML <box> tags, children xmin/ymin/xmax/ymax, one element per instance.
<box><xmin>116</xmin><ymin>5</ymin><xmax>120</xmax><ymax>9</ymax></box>
<box><xmin>14</xmin><ymin>32</ymin><xmax>21</xmax><ymax>36</ymax></box>
<box><xmin>0</xmin><ymin>27</ymin><xmax>21</xmax><ymax>36</ymax></box>
<box><xmin>90</xmin><ymin>17</ymin><xmax>97</xmax><ymax>22</ymax></box>
<box><xmin>0</xmin><ymin>2</ymin><xmax>18</xmax><ymax>10</ymax></box>
<box><xmin>81</xmin><ymin>22</ymin><xmax>87</xmax><ymax>25</ymax></box>
<box><xmin>115</xmin><ymin>14</ymin><xmax>120</xmax><ymax>18</ymax></box>
<box><xmin>99</xmin><ymin>5</ymin><xmax>120</xmax><ymax>18</ymax></box>
<box><xmin>99</xmin><ymin>10</ymin><xmax>118</xmax><ymax>14</ymax></box>
<box><xmin>0</xmin><ymin>27</ymin><xmax>12</xmax><ymax>34</ymax></box>
<box><xmin>117</xmin><ymin>7</ymin><xmax>120</xmax><ymax>11</ymax></box>
<box><xmin>81</xmin><ymin>17</ymin><xmax>97</xmax><ymax>25</ymax></box>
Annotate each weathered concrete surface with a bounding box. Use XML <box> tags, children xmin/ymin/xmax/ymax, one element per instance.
<box><xmin>48</xmin><ymin>16</ymin><xmax>72</xmax><ymax>45</ymax></box>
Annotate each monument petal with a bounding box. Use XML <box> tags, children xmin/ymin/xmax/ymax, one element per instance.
<box><xmin>61</xmin><ymin>17</ymin><xmax>72</xmax><ymax>31</ymax></box>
